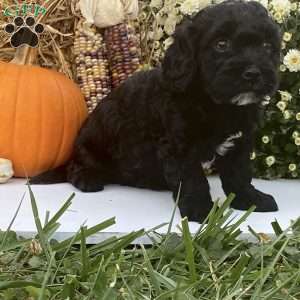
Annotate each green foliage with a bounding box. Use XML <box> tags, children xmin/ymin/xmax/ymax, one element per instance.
<box><xmin>1</xmin><ymin>187</ymin><xmax>300</xmax><ymax>299</ymax></box>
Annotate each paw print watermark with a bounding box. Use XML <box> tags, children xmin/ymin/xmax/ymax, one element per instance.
<box><xmin>4</xmin><ymin>16</ymin><xmax>44</xmax><ymax>48</ymax></box>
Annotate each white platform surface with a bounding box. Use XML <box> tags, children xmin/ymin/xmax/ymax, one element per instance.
<box><xmin>0</xmin><ymin>177</ymin><xmax>299</xmax><ymax>243</ymax></box>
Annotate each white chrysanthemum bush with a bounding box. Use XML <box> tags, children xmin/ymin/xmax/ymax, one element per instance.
<box><xmin>139</xmin><ymin>0</ymin><xmax>300</xmax><ymax>179</ymax></box>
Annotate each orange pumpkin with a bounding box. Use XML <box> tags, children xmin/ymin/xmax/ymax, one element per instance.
<box><xmin>0</xmin><ymin>47</ymin><xmax>88</xmax><ymax>177</ymax></box>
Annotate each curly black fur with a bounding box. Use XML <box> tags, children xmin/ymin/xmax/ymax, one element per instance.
<box><xmin>31</xmin><ymin>0</ymin><xmax>282</xmax><ymax>222</ymax></box>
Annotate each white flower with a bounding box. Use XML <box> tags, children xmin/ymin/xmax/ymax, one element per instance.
<box><xmin>163</xmin><ymin>37</ymin><xmax>174</xmax><ymax>50</ymax></box>
<box><xmin>279</xmin><ymin>65</ymin><xmax>287</xmax><ymax>72</ymax></box>
<box><xmin>295</xmin><ymin>137</ymin><xmax>300</xmax><ymax>146</ymax></box>
<box><xmin>289</xmin><ymin>164</ymin><xmax>297</xmax><ymax>172</ymax></box>
<box><xmin>273</xmin><ymin>12</ymin><xmax>284</xmax><ymax>23</ymax></box>
<box><xmin>283</xmin><ymin>110</ymin><xmax>291</xmax><ymax>119</ymax></box>
<box><xmin>150</xmin><ymin>0</ymin><xmax>163</xmax><ymax>9</ymax></box>
<box><xmin>270</xmin><ymin>0</ymin><xmax>291</xmax><ymax>18</ymax></box>
<box><xmin>180</xmin><ymin>0</ymin><xmax>211</xmax><ymax>16</ymax></box>
<box><xmin>283</xmin><ymin>32</ymin><xmax>292</xmax><ymax>42</ymax></box>
<box><xmin>250</xmin><ymin>152</ymin><xmax>256</xmax><ymax>160</ymax></box>
<box><xmin>283</xmin><ymin>49</ymin><xmax>300</xmax><ymax>72</ymax></box>
<box><xmin>291</xmin><ymin>2</ymin><xmax>297</xmax><ymax>11</ymax></box>
<box><xmin>279</xmin><ymin>90</ymin><xmax>292</xmax><ymax>102</ymax></box>
<box><xmin>292</xmin><ymin>131</ymin><xmax>299</xmax><ymax>139</ymax></box>
<box><xmin>276</xmin><ymin>101</ymin><xmax>287</xmax><ymax>111</ymax></box>
<box><xmin>262</xmin><ymin>136</ymin><xmax>270</xmax><ymax>143</ymax></box>
<box><xmin>296</xmin><ymin>112</ymin><xmax>300</xmax><ymax>121</ymax></box>
<box><xmin>266</xmin><ymin>156</ymin><xmax>276</xmax><ymax>166</ymax></box>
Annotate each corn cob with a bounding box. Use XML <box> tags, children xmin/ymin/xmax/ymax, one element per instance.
<box><xmin>74</xmin><ymin>24</ymin><xmax>111</xmax><ymax>113</ymax></box>
<box><xmin>104</xmin><ymin>22</ymin><xmax>141</xmax><ymax>88</ymax></box>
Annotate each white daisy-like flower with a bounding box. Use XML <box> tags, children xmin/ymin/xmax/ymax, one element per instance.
<box><xmin>283</xmin><ymin>32</ymin><xmax>292</xmax><ymax>42</ymax></box>
<box><xmin>279</xmin><ymin>65</ymin><xmax>287</xmax><ymax>72</ymax></box>
<box><xmin>279</xmin><ymin>90</ymin><xmax>292</xmax><ymax>102</ymax></box>
<box><xmin>262</xmin><ymin>136</ymin><xmax>270</xmax><ymax>143</ymax></box>
<box><xmin>289</xmin><ymin>164</ymin><xmax>297</xmax><ymax>172</ymax></box>
<box><xmin>295</xmin><ymin>137</ymin><xmax>300</xmax><ymax>146</ymax></box>
<box><xmin>296</xmin><ymin>112</ymin><xmax>300</xmax><ymax>121</ymax></box>
<box><xmin>283</xmin><ymin>49</ymin><xmax>300</xmax><ymax>72</ymax></box>
<box><xmin>283</xmin><ymin>110</ymin><xmax>291</xmax><ymax>119</ymax></box>
<box><xmin>292</xmin><ymin>131</ymin><xmax>299</xmax><ymax>139</ymax></box>
<box><xmin>266</xmin><ymin>156</ymin><xmax>276</xmax><ymax>166</ymax></box>
<box><xmin>273</xmin><ymin>11</ymin><xmax>284</xmax><ymax>23</ymax></box>
<box><xmin>276</xmin><ymin>101</ymin><xmax>287</xmax><ymax>111</ymax></box>
<box><xmin>281</xmin><ymin>41</ymin><xmax>286</xmax><ymax>50</ymax></box>
<box><xmin>270</xmin><ymin>0</ymin><xmax>291</xmax><ymax>17</ymax></box>
<box><xmin>180</xmin><ymin>0</ymin><xmax>211</xmax><ymax>16</ymax></box>
<box><xmin>291</xmin><ymin>2</ymin><xmax>297</xmax><ymax>10</ymax></box>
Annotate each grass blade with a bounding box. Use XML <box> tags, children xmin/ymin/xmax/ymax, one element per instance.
<box><xmin>52</xmin><ymin>217</ymin><xmax>116</xmax><ymax>251</ymax></box>
<box><xmin>181</xmin><ymin>217</ymin><xmax>197</xmax><ymax>282</ymax></box>
<box><xmin>38</xmin><ymin>252</ymin><xmax>55</xmax><ymax>300</ymax></box>
<box><xmin>80</xmin><ymin>226</ymin><xmax>89</xmax><ymax>282</ymax></box>
<box><xmin>0</xmin><ymin>193</ymin><xmax>24</xmax><ymax>250</ymax></box>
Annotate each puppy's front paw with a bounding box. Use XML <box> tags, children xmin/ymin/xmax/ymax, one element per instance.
<box><xmin>179</xmin><ymin>195</ymin><xmax>214</xmax><ymax>223</ymax></box>
<box><xmin>68</xmin><ymin>169</ymin><xmax>104</xmax><ymax>192</ymax></box>
<box><xmin>231</xmin><ymin>188</ymin><xmax>278</xmax><ymax>212</ymax></box>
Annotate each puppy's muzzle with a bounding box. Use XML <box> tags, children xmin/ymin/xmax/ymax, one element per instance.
<box><xmin>242</xmin><ymin>65</ymin><xmax>262</xmax><ymax>82</ymax></box>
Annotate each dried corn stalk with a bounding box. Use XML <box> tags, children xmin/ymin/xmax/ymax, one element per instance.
<box><xmin>74</xmin><ymin>23</ymin><xmax>111</xmax><ymax>113</ymax></box>
<box><xmin>104</xmin><ymin>22</ymin><xmax>141</xmax><ymax>88</ymax></box>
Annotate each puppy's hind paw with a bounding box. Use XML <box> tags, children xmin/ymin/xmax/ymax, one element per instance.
<box><xmin>68</xmin><ymin>169</ymin><xmax>104</xmax><ymax>192</ymax></box>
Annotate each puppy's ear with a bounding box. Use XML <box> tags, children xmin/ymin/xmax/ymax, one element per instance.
<box><xmin>162</xmin><ymin>20</ymin><xmax>198</xmax><ymax>92</ymax></box>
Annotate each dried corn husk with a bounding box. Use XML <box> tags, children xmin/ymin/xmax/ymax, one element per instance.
<box><xmin>74</xmin><ymin>22</ymin><xmax>111</xmax><ymax>113</ymax></box>
<box><xmin>79</xmin><ymin>0</ymin><xmax>139</xmax><ymax>28</ymax></box>
<box><xmin>104</xmin><ymin>22</ymin><xmax>141</xmax><ymax>88</ymax></box>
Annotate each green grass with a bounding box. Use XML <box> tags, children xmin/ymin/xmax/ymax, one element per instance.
<box><xmin>1</xmin><ymin>186</ymin><xmax>300</xmax><ymax>299</ymax></box>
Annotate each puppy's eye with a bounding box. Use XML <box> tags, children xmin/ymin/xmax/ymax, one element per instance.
<box><xmin>263</xmin><ymin>42</ymin><xmax>273</xmax><ymax>53</ymax></box>
<box><xmin>215</xmin><ymin>39</ymin><xmax>231</xmax><ymax>52</ymax></box>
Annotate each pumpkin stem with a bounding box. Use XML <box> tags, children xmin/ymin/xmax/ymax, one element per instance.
<box><xmin>10</xmin><ymin>46</ymin><xmax>37</xmax><ymax>66</ymax></box>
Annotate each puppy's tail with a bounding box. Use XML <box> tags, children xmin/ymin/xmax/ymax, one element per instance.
<box><xmin>29</xmin><ymin>164</ymin><xmax>68</xmax><ymax>184</ymax></box>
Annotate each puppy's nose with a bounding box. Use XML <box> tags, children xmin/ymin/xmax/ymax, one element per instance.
<box><xmin>242</xmin><ymin>66</ymin><xmax>262</xmax><ymax>81</ymax></box>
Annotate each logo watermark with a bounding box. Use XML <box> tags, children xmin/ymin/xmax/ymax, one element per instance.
<box><xmin>3</xmin><ymin>3</ymin><xmax>47</xmax><ymax>17</ymax></box>
<box><xmin>2</xmin><ymin>3</ymin><xmax>47</xmax><ymax>48</ymax></box>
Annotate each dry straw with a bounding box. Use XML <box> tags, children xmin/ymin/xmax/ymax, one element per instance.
<box><xmin>0</xmin><ymin>0</ymin><xmax>80</xmax><ymax>80</ymax></box>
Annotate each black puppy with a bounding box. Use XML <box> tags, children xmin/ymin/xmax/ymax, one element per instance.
<box><xmin>31</xmin><ymin>0</ymin><xmax>281</xmax><ymax>222</ymax></box>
